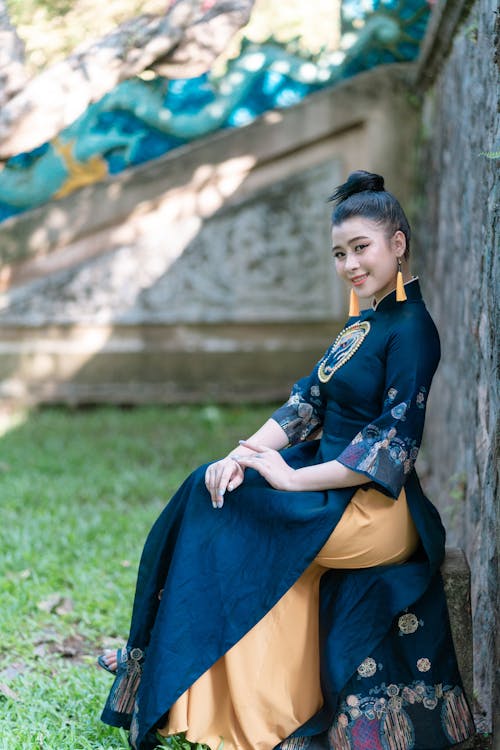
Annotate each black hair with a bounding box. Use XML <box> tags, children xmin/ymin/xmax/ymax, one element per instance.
<box><xmin>328</xmin><ymin>170</ymin><xmax>411</xmax><ymax>256</ymax></box>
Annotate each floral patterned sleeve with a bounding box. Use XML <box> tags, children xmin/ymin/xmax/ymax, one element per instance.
<box><xmin>336</xmin><ymin>314</ymin><xmax>441</xmax><ymax>499</ymax></box>
<box><xmin>271</xmin><ymin>367</ymin><xmax>326</xmax><ymax>445</ymax></box>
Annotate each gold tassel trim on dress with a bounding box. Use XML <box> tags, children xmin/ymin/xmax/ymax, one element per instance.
<box><xmin>396</xmin><ymin>259</ymin><xmax>407</xmax><ymax>302</ymax></box>
<box><xmin>108</xmin><ymin>647</ymin><xmax>144</xmax><ymax>716</ymax></box>
<box><xmin>279</xmin><ymin>738</ymin><xmax>311</xmax><ymax>750</ymax></box>
<box><xmin>442</xmin><ymin>689</ymin><xmax>476</xmax><ymax>743</ymax></box>
<box><xmin>349</xmin><ymin>288</ymin><xmax>360</xmax><ymax>316</ymax></box>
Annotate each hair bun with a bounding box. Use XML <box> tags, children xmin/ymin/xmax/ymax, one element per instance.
<box><xmin>329</xmin><ymin>170</ymin><xmax>385</xmax><ymax>205</ymax></box>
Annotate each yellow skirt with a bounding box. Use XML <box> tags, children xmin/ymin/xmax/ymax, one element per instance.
<box><xmin>159</xmin><ymin>486</ymin><xmax>419</xmax><ymax>750</ymax></box>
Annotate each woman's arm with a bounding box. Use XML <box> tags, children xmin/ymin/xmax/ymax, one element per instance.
<box><xmin>236</xmin><ymin>441</ymin><xmax>370</xmax><ymax>492</ymax></box>
<box><xmin>291</xmin><ymin>459</ymin><xmax>371</xmax><ymax>491</ymax></box>
<box><xmin>228</xmin><ymin>419</ymin><xmax>290</xmax><ymax>457</ymax></box>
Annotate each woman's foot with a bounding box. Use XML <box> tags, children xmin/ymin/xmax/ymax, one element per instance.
<box><xmin>97</xmin><ymin>649</ymin><xmax>119</xmax><ymax>673</ymax></box>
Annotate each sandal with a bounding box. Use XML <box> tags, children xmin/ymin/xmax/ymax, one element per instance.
<box><xmin>97</xmin><ymin>648</ymin><xmax>122</xmax><ymax>674</ymax></box>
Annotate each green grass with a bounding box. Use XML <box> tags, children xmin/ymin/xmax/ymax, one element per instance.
<box><xmin>0</xmin><ymin>404</ymin><xmax>274</xmax><ymax>749</ymax></box>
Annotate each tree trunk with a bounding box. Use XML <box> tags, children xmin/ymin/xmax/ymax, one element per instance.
<box><xmin>0</xmin><ymin>0</ymin><xmax>255</xmax><ymax>160</ymax></box>
<box><xmin>0</xmin><ymin>0</ymin><xmax>28</xmax><ymax>109</ymax></box>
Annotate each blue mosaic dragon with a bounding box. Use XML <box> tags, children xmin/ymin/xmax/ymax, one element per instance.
<box><xmin>0</xmin><ymin>0</ymin><xmax>430</xmax><ymax>222</ymax></box>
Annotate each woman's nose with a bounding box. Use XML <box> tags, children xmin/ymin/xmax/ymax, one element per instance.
<box><xmin>345</xmin><ymin>253</ymin><xmax>360</xmax><ymax>270</ymax></box>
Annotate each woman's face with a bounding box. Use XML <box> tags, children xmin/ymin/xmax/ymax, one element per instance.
<box><xmin>331</xmin><ymin>217</ymin><xmax>406</xmax><ymax>302</ymax></box>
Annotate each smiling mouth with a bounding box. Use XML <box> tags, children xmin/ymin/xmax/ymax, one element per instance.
<box><xmin>351</xmin><ymin>274</ymin><xmax>368</xmax><ymax>286</ymax></box>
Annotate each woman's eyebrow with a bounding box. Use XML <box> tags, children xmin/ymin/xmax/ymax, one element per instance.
<box><xmin>332</xmin><ymin>235</ymin><xmax>370</xmax><ymax>250</ymax></box>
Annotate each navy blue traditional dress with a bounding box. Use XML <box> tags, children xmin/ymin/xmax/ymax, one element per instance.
<box><xmin>101</xmin><ymin>279</ymin><xmax>476</xmax><ymax>750</ymax></box>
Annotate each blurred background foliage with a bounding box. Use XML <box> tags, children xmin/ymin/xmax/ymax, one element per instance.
<box><xmin>6</xmin><ymin>0</ymin><xmax>342</xmax><ymax>74</ymax></box>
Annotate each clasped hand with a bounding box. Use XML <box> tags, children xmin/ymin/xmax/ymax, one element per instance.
<box><xmin>204</xmin><ymin>441</ymin><xmax>296</xmax><ymax>509</ymax></box>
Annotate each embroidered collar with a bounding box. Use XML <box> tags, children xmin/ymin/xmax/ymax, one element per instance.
<box><xmin>371</xmin><ymin>277</ymin><xmax>422</xmax><ymax>312</ymax></box>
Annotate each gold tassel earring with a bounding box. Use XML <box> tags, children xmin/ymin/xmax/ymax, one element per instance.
<box><xmin>396</xmin><ymin>258</ymin><xmax>407</xmax><ymax>302</ymax></box>
<box><xmin>349</xmin><ymin>288</ymin><xmax>360</xmax><ymax>316</ymax></box>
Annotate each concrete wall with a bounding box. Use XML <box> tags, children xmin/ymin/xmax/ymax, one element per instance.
<box><xmin>413</xmin><ymin>0</ymin><xmax>499</xmax><ymax>735</ymax></box>
<box><xmin>0</xmin><ymin>63</ymin><xmax>420</xmax><ymax>404</ymax></box>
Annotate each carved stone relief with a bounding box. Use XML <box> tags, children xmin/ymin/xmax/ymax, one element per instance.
<box><xmin>0</xmin><ymin>159</ymin><xmax>344</xmax><ymax>325</ymax></box>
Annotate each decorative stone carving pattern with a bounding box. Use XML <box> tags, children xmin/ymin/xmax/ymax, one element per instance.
<box><xmin>0</xmin><ymin>160</ymin><xmax>343</xmax><ymax>326</ymax></box>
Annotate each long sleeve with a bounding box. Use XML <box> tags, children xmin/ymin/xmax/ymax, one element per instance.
<box><xmin>271</xmin><ymin>364</ymin><xmax>326</xmax><ymax>445</ymax></box>
<box><xmin>336</xmin><ymin>313</ymin><xmax>441</xmax><ymax>498</ymax></box>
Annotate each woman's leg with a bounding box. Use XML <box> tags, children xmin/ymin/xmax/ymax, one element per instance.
<box><xmin>315</xmin><ymin>486</ymin><xmax>419</xmax><ymax>569</ymax></box>
<box><xmin>163</xmin><ymin>563</ymin><xmax>325</xmax><ymax>750</ymax></box>
<box><xmin>158</xmin><ymin>487</ymin><xmax>419</xmax><ymax>750</ymax></box>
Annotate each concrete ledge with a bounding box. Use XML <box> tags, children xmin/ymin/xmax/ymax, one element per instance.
<box><xmin>0</xmin><ymin>321</ymin><xmax>343</xmax><ymax>405</ymax></box>
<box><xmin>442</xmin><ymin>547</ymin><xmax>475</xmax><ymax>748</ymax></box>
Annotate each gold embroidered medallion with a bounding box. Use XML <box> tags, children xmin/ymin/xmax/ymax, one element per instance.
<box><xmin>318</xmin><ymin>321</ymin><xmax>371</xmax><ymax>383</ymax></box>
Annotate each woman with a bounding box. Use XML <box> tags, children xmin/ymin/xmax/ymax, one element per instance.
<box><xmin>99</xmin><ymin>171</ymin><xmax>476</xmax><ymax>750</ymax></box>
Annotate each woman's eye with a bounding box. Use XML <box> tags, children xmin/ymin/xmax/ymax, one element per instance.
<box><xmin>354</xmin><ymin>244</ymin><xmax>368</xmax><ymax>252</ymax></box>
<box><xmin>332</xmin><ymin>250</ymin><xmax>345</xmax><ymax>259</ymax></box>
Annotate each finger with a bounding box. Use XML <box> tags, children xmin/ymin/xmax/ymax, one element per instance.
<box><xmin>215</xmin><ymin>458</ymin><xmax>238</xmax><ymax>490</ymax></box>
<box><xmin>227</xmin><ymin>475</ymin><xmax>242</xmax><ymax>492</ymax></box>
<box><xmin>211</xmin><ymin>462</ymin><xmax>225</xmax><ymax>492</ymax></box>
<box><xmin>205</xmin><ymin>465</ymin><xmax>216</xmax><ymax>487</ymax></box>
<box><xmin>206</xmin><ymin>481</ymin><xmax>218</xmax><ymax>508</ymax></box>
<box><xmin>204</xmin><ymin>467</ymin><xmax>213</xmax><ymax>492</ymax></box>
<box><xmin>225</xmin><ymin>462</ymin><xmax>244</xmax><ymax>492</ymax></box>
<box><xmin>209</xmin><ymin>465</ymin><xmax>224</xmax><ymax>507</ymax></box>
<box><xmin>228</xmin><ymin>464</ymin><xmax>244</xmax><ymax>492</ymax></box>
<box><xmin>214</xmin><ymin>463</ymin><xmax>236</xmax><ymax>508</ymax></box>
<box><xmin>206</xmin><ymin>462</ymin><xmax>223</xmax><ymax>506</ymax></box>
<box><xmin>207</xmin><ymin>459</ymin><xmax>236</xmax><ymax>507</ymax></box>
<box><xmin>205</xmin><ymin>465</ymin><xmax>218</xmax><ymax>494</ymax></box>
